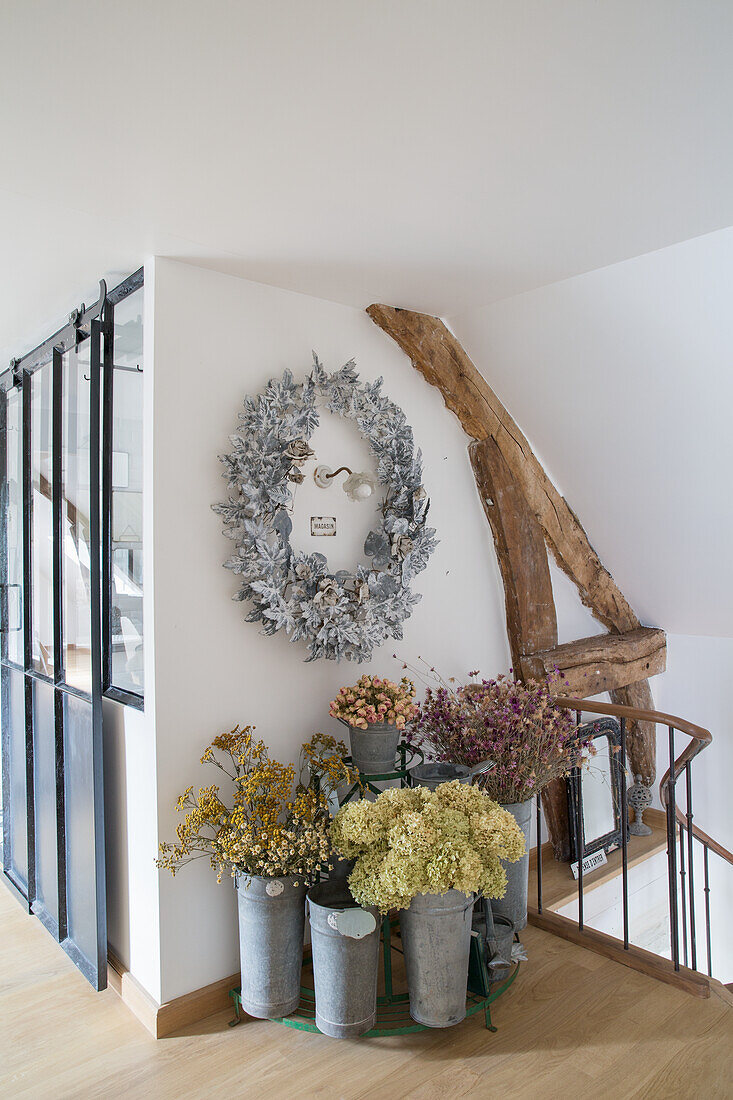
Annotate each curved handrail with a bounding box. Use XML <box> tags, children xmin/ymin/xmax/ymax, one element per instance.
<box><xmin>554</xmin><ymin>694</ymin><xmax>713</xmax><ymax>832</ymax></box>
<box><xmin>549</xmin><ymin>694</ymin><xmax>730</xmax><ymax>981</ymax></box>
<box><xmin>554</xmin><ymin>696</ymin><xmax>712</xmax><ymax>744</ymax></box>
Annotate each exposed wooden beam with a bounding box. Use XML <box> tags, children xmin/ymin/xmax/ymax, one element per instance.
<box><xmin>469</xmin><ymin>436</ymin><xmax>570</xmax><ymax>859</ymax></box>
<box><xmin>468</xmin><ymin>437</ymin><xmax>557</xmax><ymax>670</ymax></box>
<box><xmin>367</xmin><ymin>302</ymin><xmax>658</xmax><ymax>785</ymax></box>
<box><xmin>610</xmin><ymin>680</ymin><xmax>657</xmax><ymax>785</ymax></box>
<box><xmin>367</xmin><ymin>304</ymin><xmax>639</xmax><ymax>634</ymax></box>
<box><xmin>520</xmin><ymin>627</ymin><xmax>667</xmax><ymax>697</ymax></box>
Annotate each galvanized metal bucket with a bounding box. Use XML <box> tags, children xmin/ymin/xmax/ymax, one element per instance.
<box><xmin>487</xmin><ymin>914</ymin><xmax>515</xmax><ymax>983</ymax></box>
<box><xmin>348</xmin><ymin>721</ymin><xmax>400</xmax><ymax>775</ymax></box>
<box><xmin>399</xmin><ymin>889</ymin><xmax>475</xmax><ymax>1027</ymax></box>
<box><xmin>328</xmin><ymin>850</ymin><xmax>356</xmax><ymax>881</ymax></box>
<box><xmin>490</xmin><ymin>799</ymin><xmax>532</xmax><ymax>931</ymax></box>
<box><xmin>307</xmin><ymin>881</ymin><xmax>380</xmax><ymax>1038</ymax></box>
<box><xmin>237</xmin><ymin>875</ymin><xmax>306</xmax><ymax>1019</ymax></box>
<box><xmin>409</xmin><ymin>762</ymin><xmax>472</xmax><ymax>789</ymax></box>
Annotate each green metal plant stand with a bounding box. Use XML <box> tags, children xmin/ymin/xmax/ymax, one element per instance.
<box><xmin>228</xmin><ymin>746</ymin><xmax>520</xmax><ymax>1036</ymax></box>
<box><xmin>338</xmin><ymin>741</ymin><xmax>424</xmax><ymax>801</ymax></box>
<box><xmin>228</xmin><ymin>915</ymin><xmax>519</xmax><ymax>1036</ymax></box>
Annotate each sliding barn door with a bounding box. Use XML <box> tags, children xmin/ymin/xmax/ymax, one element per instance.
<box><xmin>0</xmin><ymin>319</ymin><xmax>107</xmax><ymax>989</ymax></box>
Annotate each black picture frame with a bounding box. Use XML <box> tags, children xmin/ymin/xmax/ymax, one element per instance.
<box><xmin>567</xmin><ymin>716</ymin><xmax>627</xmax><ymax>863</ymax></box>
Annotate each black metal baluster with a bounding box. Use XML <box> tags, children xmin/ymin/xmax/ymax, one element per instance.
<box><xmin>619</xmin><ymin>716</ymin><xmax>629</xmax><ymax>950</ymax></box>
<box><xmin>536</xmin><ymin>794</ymin><xmax>542</xmax><ymax>914</ymax></box>
<box><xmin>666</xmin><ymin>726</ymin><xmax>680</xmax><ymax>970</ymax></box>
<box><xmin>703</xmin><ymin>845</ymin><xmax>712</xmax><ymax>978</ymax></box>
<box><xmin>678</xmin><ymin>821</ymin><xmax>688</xmax><ymax>967</ymax></box>
<box><xmin>685</xmin><ymin>762</ymin><xmax>697</xmax><ymax>971</ymax></box>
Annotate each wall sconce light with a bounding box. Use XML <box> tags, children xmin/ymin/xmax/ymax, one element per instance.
<box><xmin>314</xmin><ymin>464</ymin><xmax>377</xmax><ymax>501</ymax></box>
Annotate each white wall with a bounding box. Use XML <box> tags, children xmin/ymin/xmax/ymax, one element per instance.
<box><xmin>148</xmin><ymin>258</ymin><xmax>518</xmax><ymax>1001</ymax></box>
<box><xmin>448</xmin><ymin>227</ymin><xmax>733</xmax><ymax>638</ymax></box>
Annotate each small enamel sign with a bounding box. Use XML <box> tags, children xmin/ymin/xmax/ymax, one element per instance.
<box><xmin>311</xmin><ymin>516</ymin><xmax>337</xmax><ymax>536</ymax></box>
<box><xmin>571</xmin><ymin>848</ymin><xmax>608</xmax><ymax>879</ymax></box>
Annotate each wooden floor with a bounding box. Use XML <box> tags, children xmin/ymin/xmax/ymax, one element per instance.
<box><xmin>1</xmin><ymin>881</ymin><xmax>731</xmax><ymax>1100</ymax></box>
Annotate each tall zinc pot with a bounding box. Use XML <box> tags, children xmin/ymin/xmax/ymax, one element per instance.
<box><xmin>409</xmin><ymin>762</ymin><xmax>472</xmax><ymax>789</ymax></box>
<box><xmin>307</xmin><ymin>881</ymin><xmax>380</xmax><ymax>1038</ymax></box>
<box><xmin>490</xmin><ymin>799</ymin><xmax>532</xmax><ymax>931</ymax></box>
<box><xmin>348</xmin><ymin>721</ymin><xmax>400</xmax><ymax>775</ymax></box>
<box><xmin>237</xmin><ymin>875</ymin><xmax>306</xmax><ymax>1019</ymax></box>
<box><xmin>399</xmin><ymin>889</ymin><xmax>475</xmax><ymax>1028</ymax></box>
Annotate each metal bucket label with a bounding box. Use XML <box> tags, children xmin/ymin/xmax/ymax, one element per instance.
<box><xmin>266</xmin><ymin>880</ymin><xmax>285</xmax><ymax>897</ymax></box>
<box><xmin>327</xmin><ymin>909</ymin><xmax>377</xmax><ymax>939</ymax></box>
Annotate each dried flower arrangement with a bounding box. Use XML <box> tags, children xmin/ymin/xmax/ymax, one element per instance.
<box><xmin>329</xmin><ymin>674</ymin><xmax>418</xmax><ymax>731</ymax></box>
<box><xmin>403</xmin><ymin>663</ymin><xmax>585</xmax><ymax>804</ymax></box>
<box><xmin>330</xmin><ymin>781</ymin><xmax>525</xmax><ymax>913</ymax></box>
<box><xmin>156</xmin><ymin>728</ymin><xmax>357</xmax><ymax>884</ymax></box>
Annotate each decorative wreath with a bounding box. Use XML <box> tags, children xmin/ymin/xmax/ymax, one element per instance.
<box><xmin>213</xmin><ymin>354</ymin><xmax>437</xmax><ymax>662</ymax></box>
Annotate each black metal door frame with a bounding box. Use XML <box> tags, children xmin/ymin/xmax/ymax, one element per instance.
<box><xmin>0</xmin><ymin>274</ymin><xmax>143</xmax><ymax>989</ymax></box>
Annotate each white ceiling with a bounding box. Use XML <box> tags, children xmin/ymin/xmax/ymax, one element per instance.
<box><xmin>1</xmin><ymin>0</ymin><xmax>733</xmax><ymax>364</ymax></box>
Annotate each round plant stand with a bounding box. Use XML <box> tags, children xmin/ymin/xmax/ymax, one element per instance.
<box><xmin>228</xmin><ymin>915</ymin><xmax>519</xmax><ymax>1035</ymax></box>
<box><xmin>228</xmin><ymin>745</ymin><xmax>520</xmax><ymax>1036</ymax></box>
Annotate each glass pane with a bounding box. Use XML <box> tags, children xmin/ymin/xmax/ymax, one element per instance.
<box><xmin>110</xmin><ymin>288</ymin><xmax>143</xmax><ymax>695</ymax></box>
<box><xmin>62</xmin><ymin>344</ymin><xmax>92</xmax><ymax>693</ymax></box>
<box><xmin>5</xmin><ymin>388</ymin><xmax>23</xmax><ymax>665</ymax></box>
<box><xmin>32</xmin><ymin>677</ymin><xmax>58</xmax><ymax>927</ymax></box>
<box><xmin>31</xmin><ymin>366</ymin><xmax>54</xmax><ymax>675</ymax></box>
<box><xmin>2</xmin><ymin>666</ymin><xmax>27</xmax><ymax>889</ymax></box>
<box><xmin>582</xmin><ymin>736</ymin><xmax>615</xmax><ymax>844</ymax></box>
<box><xmin>63</xmin><ymin>691</ymin><xmax>99</xmax><ymax>970</ymax></box>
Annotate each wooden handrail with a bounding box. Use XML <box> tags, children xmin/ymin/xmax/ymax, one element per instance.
<box><xmin>555</xmin><ymin>695</ymin><xmax>727</xmax><ymax>860</ymax></box>
<box><xmin>554</xmin><ymin>696</ymin><xmax>712</xmax><ymax>744</ymax></box>
<box><xmin>674</xmin><ymin>811</ymin><xmax>733</xmax><ymax>867</ymax></box>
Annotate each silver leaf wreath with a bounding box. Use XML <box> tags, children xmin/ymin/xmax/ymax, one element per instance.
<box><xmin>213</xmin><ymin>354</ymin><xmax>437</xmax><ymax>662</ymax></box>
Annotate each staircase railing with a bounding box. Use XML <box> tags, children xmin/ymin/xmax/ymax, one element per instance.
<box><xmin>531</xmin><ymin>696</ymin><xmax>730</xmax><ymax>994</ymax></box>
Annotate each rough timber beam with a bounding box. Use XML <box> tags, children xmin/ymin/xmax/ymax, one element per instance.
<box><xmin>367</xmin><ymin>304</ymin><xmax>638</xmax><ymax>634</ymax></box>
<box><xmin>521</xmin><ymin>627</ymin><xmax>667</xmax><ymax>697</ymax></box>
<box><xmin>367</xmin><ymin>303</ymin><xmax>658</xmax><ymax>786</ymax></box>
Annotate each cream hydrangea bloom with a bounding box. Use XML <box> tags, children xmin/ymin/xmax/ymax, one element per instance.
<box><xmin>330</xmin><ymin>781</ymin><xmax>525</xmax><ymax>913</ymax></box>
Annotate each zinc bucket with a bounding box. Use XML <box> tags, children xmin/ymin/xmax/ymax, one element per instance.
<box><xmin>489</xmin><ymin>799</ymin><xmax>532</xmax><ymax>931</ymax></box>
<box><xmin>348</xmin><ymin>722</ymin><xmax>400</xmax><ymax>775</ymax></box>
<box><xmin>237</xmin><ymin>875</ymin><xmax>306</xmax><ymax>1019</ymax></box>
<box><xmin>409</xmin><ymin>762</ymin><xmax>472</xmax><ymax>789</ymax></box>
<box><xmin>399</xmin><ymin>889</ymin><xmax>475</xmax><ymax>1027</ymax></box>
<box><xmin>307</xmin><ymin>881</ymin><xmax>380</xmax><ymax>1038</ymax></box>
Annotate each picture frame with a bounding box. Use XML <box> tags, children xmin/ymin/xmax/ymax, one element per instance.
<box><xmin>567</xmin><ymin>716</ymin><xmax>626</xmax><ymax>863</ymax></box>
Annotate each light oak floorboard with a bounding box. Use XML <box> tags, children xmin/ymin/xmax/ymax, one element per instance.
<box><xmin>0</xmin><ymin>880</ymin><xmax>730</xmax><ymax>1099</ymax></box>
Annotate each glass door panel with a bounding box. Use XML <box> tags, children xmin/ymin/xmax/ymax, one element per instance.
<box><xmin>5</xmin><ymin>388</ymin><xmax>23</xmax><ymax>665</ymax></box>
<box><xmin>63</xmin><ymin>691</ymin><xmax>103</xmax><ymax>975</ymax></box>
<box><xmin>62</xmin><ymin>344</ymin><xmax>92</xmax><ymax>693</ymax></box>
<box><xmin>31</xmin><ymin>366</ymin><xmax>54</xmax><ymax>677</ymax></box>
<box><xmin>2</xmin><ymin>665</ymin><xmax>27</xmax><ymax>892</ymax></box>
<box><xmin>109</xmin><ymin>286</ymin><xmax>144</xmax><ymax>696</ymax></box>
<box><xmin>31</xmin><ymin>677</ymin><xmax>58</xmax><ymax>932</ymax></box>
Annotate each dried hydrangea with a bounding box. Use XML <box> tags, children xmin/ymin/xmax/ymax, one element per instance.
<box><xmin>330</xmin><ymin>782</ymin><xmax>525</xmax><ymax>913</ymax></box>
